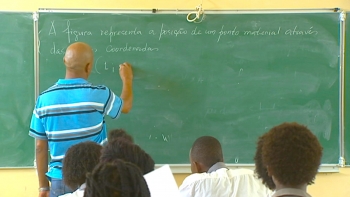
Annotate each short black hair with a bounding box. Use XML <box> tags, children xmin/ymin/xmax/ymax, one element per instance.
<box><xmin>63</xmin><ymin>141</ymin><xmax>102</xmax><ymax>190</ymax></box>
<box><xmin>100</xmin><ymin>139</ymin><xmax>155</xmax><ymax>174</ymax></box>
<box><xmin>84</xmin><ymin>159</ymin><xmax>150</xmax><ymax>197</ymax></box>
<box><xmin>255</xmin><ymin>122</ymin><xmax>323</xmax><ymax>189</ymax></box>
<box><xmin>108</xmin><ymin>128</ymin><xmax>133</xmax><ymax>143</ymax></box>
<box><xmin>190</xmin><ymin>136</ymin><xmax>223</xmax><ymax>168</ymax></box>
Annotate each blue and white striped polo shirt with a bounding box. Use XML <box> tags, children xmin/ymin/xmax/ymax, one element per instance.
<box><xmin>29</xmin><ymin>78</ymin><xmax>123</xmax><ymax>179</ymax></box>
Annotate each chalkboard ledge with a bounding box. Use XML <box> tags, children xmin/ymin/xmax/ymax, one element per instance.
<box><xmin>155</xmin><ymin>164</ymin><xmax>340</xmax><ymax>173</ymax></box>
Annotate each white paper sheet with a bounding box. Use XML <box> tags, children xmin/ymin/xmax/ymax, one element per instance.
<box><xmin>144</xmin><ymin>165</ymin><xmax>180</xmax><ymax>197</ymax></box>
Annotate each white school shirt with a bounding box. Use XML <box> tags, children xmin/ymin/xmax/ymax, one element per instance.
<box><xmin>272</xmin><ymin>188</ymin><xmax>311</xmax><ymax>197</ymax></box>
<box><xmin>59</xmin><ymin>183</ymin><xmax>85</xmax><ymax>197</ymax></box>
<box><xmin>179</xmin><ymin>163</ymin><xmax>272</xmax><ymax>197</ymax></box>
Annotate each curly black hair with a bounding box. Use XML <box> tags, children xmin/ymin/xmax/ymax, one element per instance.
<box><xmin>84</xmin><ymin>159</ymin><xmax>150</xmax><ymax>197</ymax></box>
<box><xmin>63</xmin><ymin>141</ymin><xmax>102</xmax><ymax>190</ymax></box>
<box><xmin>100</xmin><ymin>138</ymin><xmax>155</xmax><ymax>174</ymax></box>
<box><xmin>108</xmin><ymin>128</ymin><xmax>134</xmax><ymax>143</ymax></box>
<box><xmin>254</xmin><ymin>135</ymin><xmax>275</xmax><ymax>189</ymax></box>
<box><xmin>255</xmin><ymin>122</ymin><xmax>323</xmax><ymax>189</ymax></box>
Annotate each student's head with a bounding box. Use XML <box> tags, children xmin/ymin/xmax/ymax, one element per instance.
<box><xmin>63</xmin><ymin>42</ymin><xmax>94</xmax><ymax>79</ymax></box>
<box><xmin>100</xmin><ymin>139</ymin><xmax>155</xmax><ymax>174</ymax></box>
<box><xmin>84</xmin><ymin>159</ymin><xmax>150</xmax><ymax>197</ymax></box>
<box><xmin>190</xmin><ymin>136</ymin><xmax>224</xmax><ymax>173</ymax></box>
<box><xmin>254</xmin><ymin>135</ymin><xmax>275</xmax><ymax>189</ymax></box>
<box><xmin>254</xmin><ymin>122</ymin><xmax>323</xmax><ymax>190</ymax></box>
<box><xmin>108</xmin><ymin>128</ymin><xmax>134</xmax><ymax>143</ymax></box>
<box><xmin>63</xmin><ymin>141</ymin><xmax>102</xmax><ymax>190</ymax></box>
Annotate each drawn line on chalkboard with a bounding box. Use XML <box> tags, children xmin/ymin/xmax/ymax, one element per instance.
<box><xmin>145</xmin><ymin>86</ymin><xmax>167</xmax><ymax>90</ymax></box>
<box><xmin>94</xmin><ymin>56</ymin><xmax>102</xmax><ymax>74</ymax></box>
<box><xmin>238</xmin><ymin>68</ymin><xmax>243</xmax><ymax>76</ymax></box>
<box><xmin>162</xmin><ymin>134</ymin><xmax>168</xmax><ymax>142</ymax></box>
<box><xmin>37</xmin><ymin>39</ymin><xmax>41</xmax><ymax>55</ymax></box>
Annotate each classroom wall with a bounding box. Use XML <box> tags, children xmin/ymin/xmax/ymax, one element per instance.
<box><xmin>1</xmin><ymin>0</ymin><xmax>350</xmax><ymax>197</ymax></box>
<box><xmin>1</xmin><ymin>168</ymin><xmax>350</xmax><ymax>197</ymax></box>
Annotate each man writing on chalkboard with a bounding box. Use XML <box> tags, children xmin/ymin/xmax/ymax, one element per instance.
<box><xmin>29</xmin><ymin>42</ymin><xmax>133</xmax><ymax>197</ymax></box>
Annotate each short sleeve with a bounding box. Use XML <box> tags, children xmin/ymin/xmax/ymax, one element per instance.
<box><xmin>104</xmin><ymin>89</ymin><xmax>123</xmax><ymax>119</ymax></box>
<box><xmin>29</xmin><ymin>109</ymin><xmax>47</xmax><ymax>140</ymax></box>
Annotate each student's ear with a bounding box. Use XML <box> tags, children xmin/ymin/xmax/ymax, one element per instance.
<box><xmin>194</xmin><ymin>161</ymin><xmax>207</xmax><ymax>173</ymax></box>
<box><xmin>191</xmin><ymin>161</ymin><xmax>203</xmax><ymax>173</ymax></box>
<box><xmin>191</xmin><ymin>161</ymin><xmax>198</xmax><ymax>173</ymax></box>
<box><xmin>266</xmin><ymin>166</ymin><xmax>273</xmax><ymax>177</ymax></box>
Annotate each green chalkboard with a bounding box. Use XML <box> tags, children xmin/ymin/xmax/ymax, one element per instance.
<box><xmin>0</xmin><ymin>12</ymin><xmax>35</xmax><ymax>167</ymax></box>
<box><xmin>38</xmin><ymin>11</ymin><xmax>341</xmax><ymax>164</ymax></box>
<box><xmin>345</xmin><ymin>12</ymin><xmax>350</xmax><ymax>165</ymax></box>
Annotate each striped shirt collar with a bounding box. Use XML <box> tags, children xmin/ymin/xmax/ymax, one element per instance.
<box><xmin>57</xmin><ymin>78</ymin><xmax>89</xmax><ymax>85</ymax></box>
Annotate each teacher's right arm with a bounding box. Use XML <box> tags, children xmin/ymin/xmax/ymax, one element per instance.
<box><xmin>119</xmin><ymin>62</ymin><xmax>133</xmax><ymax>113</ymax></box>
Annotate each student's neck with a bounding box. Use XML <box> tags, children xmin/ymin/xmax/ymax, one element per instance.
<box><xmin>275</xmin><ymin>183</ymin><xmax>307</xmax><ymax>191</ymax></box>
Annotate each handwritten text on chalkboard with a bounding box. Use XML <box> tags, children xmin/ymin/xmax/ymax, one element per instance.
<box><xmin>47</xmin><ymin>20</ymin><xmax>319</xmax><ymax>55</ymax></box>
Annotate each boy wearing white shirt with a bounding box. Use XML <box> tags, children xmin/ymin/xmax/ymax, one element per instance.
<box><xmin>179</xmin><ymin>136</ymin><xmax>271</xmax><ymax>197</ymax></box>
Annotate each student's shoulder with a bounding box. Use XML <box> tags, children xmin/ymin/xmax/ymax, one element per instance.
<box><xmin>181</xmin><ymin>171</ymin><xmax>225</xmax><ymax>187</ymax></box>
<box><xmin>181</xmin><ymin>172</ymin><xmax>208</xmax><ymax>186</ymax></box>
<box><xmin>226</xmin><ymin>168</ymin><xmax>265</xmax><ymax>183</ymax></box>
<box><xmin>58</xmin><ymin>189</ymin><xmax>84</xmax><ymax>197</ymax></box>
<box><xmin>227</xmin><ymin>168</ymin><xmax>254</xmax><ymax>176</ymax></box>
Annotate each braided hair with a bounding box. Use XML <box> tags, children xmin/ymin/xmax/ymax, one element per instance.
<box><xmin>108</xmin><ymin>128</ymin><xmax>134</xmax><ymax>143</ymax></box>
<box><xmin>63</xmin><ymin>141</ymin><xmax>102</xmax><ymax>190</ymax></box>
<box><xmin>100</xmin><ymin>138</ymin><xmax>155</xmax><ymax>174</ymax></box>
<box><xmin>84</xmin><ymin>159</ymin><xmax>150</xmax><ymax>197</ymax></box>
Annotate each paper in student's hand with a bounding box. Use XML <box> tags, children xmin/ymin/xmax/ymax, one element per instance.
<box><xmin>144</xmin><ymin>164</ymin><xmax>180</xmax><ymax>197</ymax></box>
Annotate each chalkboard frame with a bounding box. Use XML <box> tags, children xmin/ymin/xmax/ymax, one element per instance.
<box><xmin>344</xmin><ymin>11</ymin><xmax>350</xmax><ymax>166</ymax></box>
<box><xmin>31</xmin><ymin>8</ymin><xmax>346</xmax><ymax>172</ymax></box>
